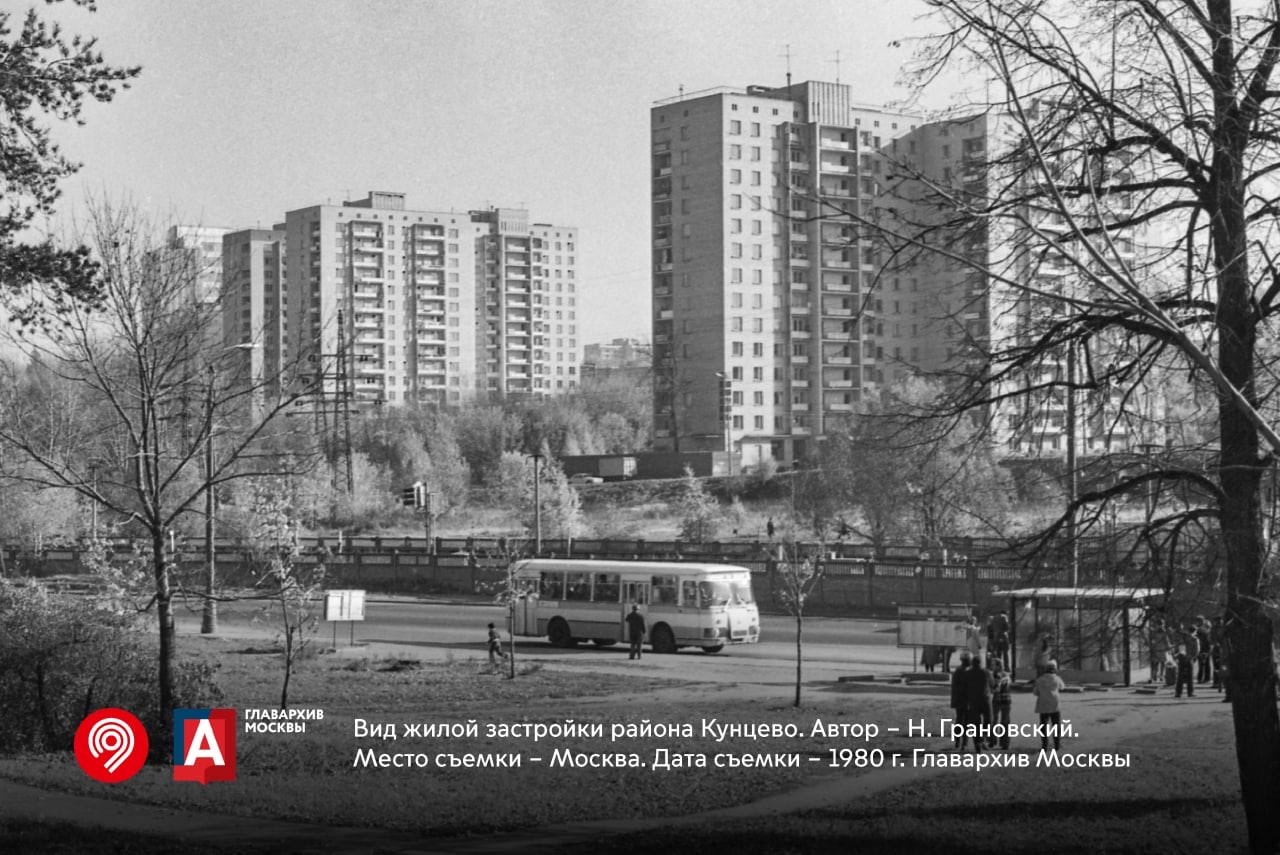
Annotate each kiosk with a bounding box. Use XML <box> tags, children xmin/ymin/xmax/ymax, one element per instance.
<box><xmin>994</xmin><ymin>586</ymin><xmax>1163</xmax><ymax>686</ymax></box>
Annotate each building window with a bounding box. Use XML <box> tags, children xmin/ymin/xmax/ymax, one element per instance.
<box><xmin>730</xmin><ymin>120</ymin><xmax>741</xmax><ymax>134</ymax></box>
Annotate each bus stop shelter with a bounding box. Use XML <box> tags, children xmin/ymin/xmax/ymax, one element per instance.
<box><xmin>993</xmin><ymin>586</ymin><xmax>1163</xmax><ymax>686</ymax></box>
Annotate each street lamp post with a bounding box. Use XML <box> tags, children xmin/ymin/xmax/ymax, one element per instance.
<box><xmin>531</xmin><ymin>452</ymin><xmax>543</xmax><ymax>556</ymax></box>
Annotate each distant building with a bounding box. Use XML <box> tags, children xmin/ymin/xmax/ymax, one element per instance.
<box><xmin>583</xmin><ymin>337</ymin><xmax>651</xmax><ymax>380</ymax></box>
<box><xmin>221</xmin><ymin>228</ymin><xmax>285</xmax><ymax>396</ymax></box>
<box><xmin>166</xmin><ymin>224</ymin><xmax>230</xmax><ymax>350</ymax></box>
<box><xmin>253</xmin><ymin>191</ymin><xmax>579</xmax><ymax>408</ymax></box>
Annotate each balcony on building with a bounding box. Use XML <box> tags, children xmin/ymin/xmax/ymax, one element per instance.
<box><xmin>818</xmin><ymin>130</ymin><xmax>853</xmax><ymax>151</ymax></box>
<box><xmin>823</xmin><ymin>350</ymin><xmax>855</xmax><ymax>365</ymax></box>
<box><xmin>818</xmin><ymin>153</ymin><xmax>853</xmax><ymax>174</ymax></box>
<box><xmin>819</xmin><ymin>178</ymin><xmax>855</xmax><ymax>198</ymax></box>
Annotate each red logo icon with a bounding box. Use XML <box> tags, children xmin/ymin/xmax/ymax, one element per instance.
<box><xmin>173</xmin><ymin>708</ymin><xmax>237</xmax><ymax>784</ymax></box>
<box><xmin>74</xmin><ymin>708</ymin><xmax>149</xmax><ymax>783</ymax></box>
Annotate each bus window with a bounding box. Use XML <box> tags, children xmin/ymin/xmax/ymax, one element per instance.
<box><xmin>698</xmin><ymin>581</ymin><xmax>731</xmax><ymax>607</ymax></box>
<box><xmin>652</xmin><ymin>575</ymin><xmax>678</xmax><ymax>604</ymax></box>
<box><xmin>565</xmin><ymin>572</ymin><xmax>590</xmax><ymax>601</ymax></box>
<box><xmin>731</xmin><ymin>580</ymin><xmax>755</xmax><ymax>604</ymax></box>
<box><xmin>540</xmin><ymin>572</ymin><xmax>564</xmax><ymax>599</ymax></box>
<box><xmin>593</xmin><ymin>573</ymin><xmax>620</xmax><ymax>603</ymax></box>
<box><xmin>681</xmin><ymin>580</ymin><xmax>699</xmax><ymax>607</ymax></box>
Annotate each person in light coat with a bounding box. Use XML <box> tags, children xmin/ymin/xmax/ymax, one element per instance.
<box><xmin>1033</xmin><ymin>660</ymin><xmax>1066</xmax><ymax>751</ymax></box>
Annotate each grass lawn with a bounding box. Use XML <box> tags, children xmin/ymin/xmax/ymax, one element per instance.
<box><xmin>562</xmin><ymin>717</ymin><xmax>1248</xmax><ymax>854</ymax></box>
<box><xmin>0</xmin><ymin>636</ymin><xmax>920</xmax><ymax>836</ymax></box>
<box><xmin>0</xmin><ymin>632</ymin><xmax>1260</xmax><ymax>853</ymax></box>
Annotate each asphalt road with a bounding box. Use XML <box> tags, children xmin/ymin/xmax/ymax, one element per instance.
<box><xmin>187</xmin><ymin>598</ymin><xmax>922</xmax><ymax>685</ymax></box>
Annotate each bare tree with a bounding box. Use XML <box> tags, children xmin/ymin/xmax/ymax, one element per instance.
<box><xmin>0</xmin><ymin>202</ymin><xmax>320</xmax><ymax>739</ymax></box>
<box><xmin>810</xmin><ymin>2</ymin><xmax>1280</xmax><ymax>848</ymax></box>
<box><xmin>774</xmin><ymin>539</ymin><xmax>825</xmax><ymax>708</ymax></box>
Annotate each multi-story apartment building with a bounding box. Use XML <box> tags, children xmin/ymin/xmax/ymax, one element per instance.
<box><xmin>165</xmin><ymin>225</ymin><xmax>229</xmax><ymax>351</ymax></box>
<box><xmin>472</xmin><ymin>208</ymin><xmax>581</xmax><ymax>397</ymax></box>
<box><xmin>651</xmin><ymin>81</ymin><xmax>919</xmax><ymax>466</ymax></box>
<box><xmin>167</xmin><ymin>225</ymin><xmax>229</xmax><ymax>306</ymax></box>
<box><xmin>583</xmin><ymin>337</ymin><xmax>651</xmax><ymax>377</ymax></box>
<box><xmin>269</xmin><ymin>192</ymin><xmax>579</xmax><ymax>408</ymax></box>
<box><xmin>652</xmin><ymin>81</ymin><xmax>1161</xmax><ymax>466</ymax></box>
<box><xmin>890</xmin><ymin>114</ymin><xmax>1164</xmax><ymax>457</ymax></box>
<box><xmin>221</xmin><ymin>228</ymin><xmax>285</xmax><ymax>396</ymax></box>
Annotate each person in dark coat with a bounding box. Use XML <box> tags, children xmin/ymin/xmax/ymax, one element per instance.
<box><xmin>950</xmin><ymin>652</ymin><xmax>972</xmax><ymax>750</ymax></box>
<box><xmin>625</xmin><ymin>605</ymin><xmax>646</xmax><ymax>660</ymax></box>
<box><xmin>991</xmin><ymin>657</ymin><xmax>1013</xmax><ymax>750</ymax></box>
<box><xmin>486</xmin><ymin>622</ymin><xmax>503</xmax><ymax>664</ymax></box>
<box><xmin>964</xmin><ymin>654</ymin><xmax>995</xmax><ymax>752</ymax></box>
<box><xmin>987</xmin><ymin>612</ymin><xmax>1011</xmax><ymax>669</ymax></box>
<box><xmin>1174</xmin><ymin>644</ymin><xmax>1195</xmax><ymax>698</ymax></box>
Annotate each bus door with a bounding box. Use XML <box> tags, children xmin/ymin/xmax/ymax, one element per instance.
<box><xmin>621</xmin><ymin>580</ymin><xmax>650</xmax><ymax>636</ymax></box>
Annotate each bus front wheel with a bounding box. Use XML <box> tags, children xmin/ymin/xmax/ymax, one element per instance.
<box><xmin>548</xmin><ymin>618</ymin><xmax>575</xmax><ymax>648</ymax></box>
<box><xmin>651</xmin><ymin>625</ymin><xmax>677</xmax><ymax>654</ymax></box>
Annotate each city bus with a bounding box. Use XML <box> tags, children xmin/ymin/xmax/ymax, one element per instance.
<box><xmin>510</xmin><ymin>559</ymin><xmax>760</xmax><ymax>653</ymax></box>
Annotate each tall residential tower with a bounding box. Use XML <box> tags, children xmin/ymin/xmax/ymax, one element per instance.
<box><xmin>651</xmin><ymin>82</ymin><xmax>919</xmax><ymax>467</ymax></box>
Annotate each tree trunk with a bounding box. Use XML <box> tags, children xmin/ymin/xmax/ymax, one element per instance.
<box><xmin>794</xmin><ymin>612</ymin><xmax>803</xmax><ymax>708</ymax></box>
<box><xmin>153</xmin><ymin>529</ymin><xmax>175</xmax><ymax>747</ymax></box>
<box><xmin>1208</xmin><ymin>7</ymin><xmax>1280</xmax><ymax>844</ymax></box>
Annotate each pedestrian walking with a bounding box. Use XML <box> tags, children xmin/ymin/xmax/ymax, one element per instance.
<box><xmin>487</xmin><ymin>622</ymin><xmax>504</xmax><ymax>664</ymax></box>
<box><xmin>964</xmin><ymin>654</ymin><xmax>994</xmax><ymax>753</ymax></box>
<box><xmin>1033</xmin><ymin>661</ymin><xmax>1066</xmax><ymax>751</ymax></box>
<box><xmin>625</xmin><ymin>605</ymin><xmax>646</xmax><ymax>660</ymax></box>
<box><xmin>1147</xmin><ymin>616</ymin><xmax>1169</xmax><ymax>684</ymax></box>
<box><xmin>1195</xmin><ymin>617</ymin><xmax>1213</xmax><ymax>684</ymax></box>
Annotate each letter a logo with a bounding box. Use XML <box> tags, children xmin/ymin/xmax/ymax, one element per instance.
<box><xmin>173</xmin><ymin>708</ymin><xmax>236</xmax><ymax>783</ymax></box>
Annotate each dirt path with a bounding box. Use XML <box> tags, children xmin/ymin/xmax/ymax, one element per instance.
<box><xmin>0</xmin><ymin>684</ymin><xmax>1225</xmax><ymax>854</ymax></box>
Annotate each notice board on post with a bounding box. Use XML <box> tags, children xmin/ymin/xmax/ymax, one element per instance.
<box><xmin>896</xmin><ymin>603</ymin><xmax>973</xmax><ymax>648</ymax></box>
<box><xmin>323</xmin><ymin>589</ymin><xmax>366</xmax><ymax>623</ymax></box>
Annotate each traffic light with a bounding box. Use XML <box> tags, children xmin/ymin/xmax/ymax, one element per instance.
<box><xmin>401</xmin><ymin>481</ymin><xmax>428</xmax><ymax>509</ymax></box>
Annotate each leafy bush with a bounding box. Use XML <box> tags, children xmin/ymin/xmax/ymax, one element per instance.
<box><xmin>0</xmin><ymin>580</ymin><xmax>221</xmax><ymax>755</ymax></box>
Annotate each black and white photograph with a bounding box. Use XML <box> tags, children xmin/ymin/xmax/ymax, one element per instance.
<box><xmin>1</xmin><ymin>1</ymin><xmax>1279</xmax><ymax>853</ymax></box>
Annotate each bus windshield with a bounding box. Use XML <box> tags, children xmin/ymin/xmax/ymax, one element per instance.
<box><xmin>698</xmin><ymin>579</ymin><xmax>754</xmax><ymax>607</ymax></box>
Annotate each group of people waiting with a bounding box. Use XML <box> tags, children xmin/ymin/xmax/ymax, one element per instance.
<box><xmin>947</xmin><ymin>649</ymin><xmax>1065</xmax><ymax>753</ymax></box>
<box><xmin>942</xmin><ymin>613</ymin><xmax>1065</xmax><ymax>752</ymax></box>
<box><xmin>1146</xmin><ymin>614</ymin><xmax>1227</xmax><ymax>700</ymax></box>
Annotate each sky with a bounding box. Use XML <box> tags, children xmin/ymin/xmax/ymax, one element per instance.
<box><xmin>44</xmin><ymin>0</ymin><xmax>950</xmax><ymax>344</ymax></box>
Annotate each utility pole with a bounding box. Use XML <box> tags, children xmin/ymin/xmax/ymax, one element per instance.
<box><xmin>531</xmin><ymin>452</ymin><xmax>543</xmax><ymax>556</ymax></box>
<box><xmin>202</xmin><ymin>365</ymin><xmax>217</xmax><ymax>634</ymax></box>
